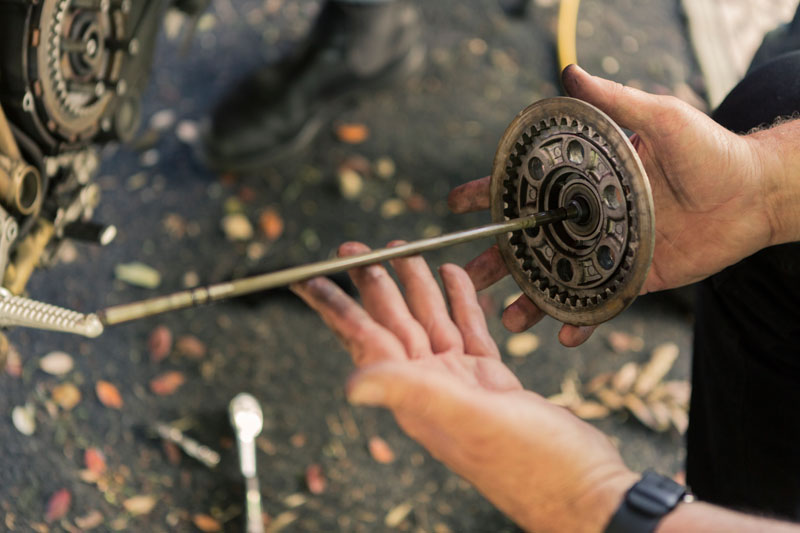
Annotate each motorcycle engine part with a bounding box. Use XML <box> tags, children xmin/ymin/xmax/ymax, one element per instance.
<box><xmin>491</xmin><ymin>97</ymin><xmax>654</xmax><ymax>326</ymax></box>
<box><xmin>0</xmin><ymin>291</ymin><xmax>103</xmax><ymax>337</ymax></box>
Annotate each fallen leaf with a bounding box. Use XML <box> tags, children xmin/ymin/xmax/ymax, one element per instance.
<box><xmin>648</xmin><ymin>401</ymin><xmax>672</xmax><ymax>432</ymax></box>
<box><xmin>633</xmin><ymin>342</ymin><xmax>679</xmax><ymax>396</ymax></box>
<box><xmin>192</xmin><ymin>514</ymin><xmax>222</xmax><ymax>532</ymax></box>
<box><xmin>380</xmin><ymin>198</ymin><xmax>406</xmax><ymax>219</ymax></box>
<box><xmin>39</xmin><ymin>351</ymin><xmax>74</xmax><ymax>375</ymax></box>
<box><xmin>670</xmin><ymin>405</ymin><xmax>689</xmax><ymax>434</ymax></box>
<box><xmin>221</xmin><ymin>213</ymin><xmax>253</xmax><ymax>241</ymax></box>
<box><xmin>148</xmin><ymin>325</ymin><xmax>173</xmax><ymax>362</ymax></box>
<box><xmin>258</xmin><ymin>209</ymin><xmax>284</xmax><ymax>241</ymax></box>
<box><xmin>368</xmin><ymin>436</ymin><xmax>395</xmax><ymax>464</ymax></box>
<box><xmin>571</xmin><ymin>401</ymin><xmax>611</xmax><ymax>420</ymax></box>
<box><xmin>149</xmin><ymin>371</ymin><xmax>186</xmax><ymax>396</ymax></box>
<box><xmin>623</xmin><ymin>394</ymin><xmax>657</xmax><ymax>430</ymax></box>
<box><xmin>5</xmin><ymin>344</ymin><xmax>21</xmax><ymax>377</ymax></box>
<box><xmin>583</xmin><ymin>372</ymin><xmax>612</xmax><ymax>395</ymax></box>
<box><xmin>52</xmin><ymin>383</ymin><xmax>81</xmax><ymax>410</ymax></box>
<box><xmin>374</xmin><ymin>157</ymin><xmax>395</xmax><ymax>180</ymax></box>
<box><xmin>84</xmin><ymin>448</ymin><xmax>107</xmax><ymax>475</ymax></box>
<box><xmin>75</xmin><ymin>510</ymin><xmax>104</xmax><ymax>530</ymax></box>
<box><xmin>607</xmin><ymin>331</ymin><xmax>645</xmax><ymax>354</ymax></box>
<box><xmin>305</xmin><ymin>464</ymin><xmax>326</xmax><ymax>494</ymax></box>
<box><xmin>79</xmin><ymin>469</ymin><xmax>100</xmax><ymax>484</ymax></box>
<box><xmin>593</xmin><ymin>387</ymin><xmax>625</xmax><ymax>410</ymax></box>
<box><xmin>659</xmin><ymin>380</ymin><xmax>691</xmax><ymax>408</ymax></box>
<box><xmin>337</xmin><ymin>168</ymin><xmax>364</xmax><ymax>200</ymax></box>
<box><xmin>12</xmin><ymin>404</ymin><xmax>35</xmax><ymax>435</ymax></box>
<box><xmin>115</xmin><ymin>262</ymin><xmax>161</xmax><ymax>289</ymax></box>
<box><xmin>505</xmin><ymin>332</ymin><xmax>540</xmax><ymax>357</ymax></box>
<box><xmin>96</xmin><ymin>381</ymin><xmax>123</xmax><ymax>409</ymax></box>
<box><xmin>162</xmin><ymin>440</ymin><xmax>182</xmax><ymax>465</ymax></box>
<box><xmin>282</xmin><ymin>493</ymin><xmax>306</xmax><ymax>508</ymax></box>
<box><xmin>123</xmin><ymin>495</ymin><xmax>156</xmax><ymax>516</ymax></box>
<box><xmin>176</xmin><ymin>335</ymin><xmax>206</xmax><ymax>359</ymax></box>
<box><xmin>176</xmin><ymin>120</ymin><xmax>200</xmax><ymax>144</ymax></box>
<box><xmin>266</xmin><ymin>511</ymin><xmax>296</xmax><ymax>533</ymax></box>
<box><xmin>335</xmin><ymin>123</ymin><xmax>369</xmax><ymax>144</ymax></box>
<box><xmin>385</xmin><ymin>502</ymin><xmax>413</xmax><ymax>527</ymax></box>
<box><xmin>611</xmin><ymin>362</ymin><xmax>639</xmax><ymax>395</ymax></box>
<box><xmin>45</xmin><ymin>489</ymin><xmax>71</xmax><ymax>522</ymax></box>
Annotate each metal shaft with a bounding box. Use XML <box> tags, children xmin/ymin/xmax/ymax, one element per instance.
<box><xmin>98</xmin><ymin>204</ymin><xmax>578</xmax><ymax>326</ymax></box>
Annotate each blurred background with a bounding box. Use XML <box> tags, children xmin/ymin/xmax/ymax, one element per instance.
<box><xmin>0</xmin><ymin>0</ymin><xmax>798</xmax><ymax>531</ymax></box>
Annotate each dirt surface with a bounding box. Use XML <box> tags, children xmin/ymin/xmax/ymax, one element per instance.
<box><xmin>1</xmin><ymin>1</ymin><xmax>704</xmax><ymax>531</ymax></box>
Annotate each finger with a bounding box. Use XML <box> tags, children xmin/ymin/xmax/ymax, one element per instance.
<box><xmin>338</xmin><ymin>242</ymin><xmax>431</xmax><ymax>359</ymax></box>
<box><xmin>439</xmin><ymin>264</ymin><xmax>501</xmax><ymax>359</ymax></box>
<box><xmin>558</xmin><ymin>324</ymin><xmax>597</xmax><ymax>347</ymax></box>
<box><xmin>447</xmin><ymin>176</ymin><xmax>491</xmax><ymax>214</ymax></box>
<box><xmin>464</xmin><ymin>245</ymin><xmax>508</xmax><ymax>290</ymax></box>
<box><xmin>388</xmin><ymin>241</ymin><xmax>465</xmax><ymax>353</ymax></box>
<box><xmin>501</xmin><ymin>294</ymin><xmax>545</xmax><ymax>332</ymax></box>
<box><xmin>291</xmin><ymin>277</ymin><xmax>406</xmax><ymax>366</ymax></box>
<box><xmin>561</xmin><ymin>64</ymin><xmax>663</xmax><ymax>134</ymax></box>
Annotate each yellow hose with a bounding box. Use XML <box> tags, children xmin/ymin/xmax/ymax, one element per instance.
<box><xmin>557</xmin><ymin>0</ymin><xmax>581</xmax><ymax>71</ymax></box>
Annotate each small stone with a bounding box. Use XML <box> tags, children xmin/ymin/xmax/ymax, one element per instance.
<box><xmin>84</xmin><ymin>448</ymin><xmax>107</xmax><ymax>475</ymax></box>
<box><xmin>176</xmin><ymin>120</ymin><xmax>199</xmax><ymax>144</ymax></box>
<box><xmin>149</xmin><ymin>109</ymin><xmax>176</xmax><ymax>131</ymax></box>
<box><xmin>380</xmin><ymin>198</ymin><xmax>406</xmax><ymax>219</ymax></box>
<box><xmin>148</xmin><ymin>325</ymin><xmax>173</xmax><ymax>362</ymax></box>
<box><xmin>505</xmin><ymin>333</ymin><xmax>540</xmax><ymax>357</ymax></box>
<box><xmin>149</xmin><ymin>371</ymin><xmax>186</xmax><ymax>396</ymax></box>
<box><xmin>115</xmin><ymin>262</ymin><xmax>161</xmax><ymax>289</ymax></box>
<box><xmin>192</xmin><ymin>514</ymin><xmax>222</xmax><ymax>532</ymax></box>
<box><xmin>176</xmin><ymin>335</ymin><xmax>206</xmax><ymax>359</ymax></box>
<box><xmin>96</xmin><ymin>380</ymin><xmax>123</xmax><ymax>409</ymax></box>
<box><xmin>422</xmin><ymin>225</ymin><xmax>442</xmax><ymax>238</ymax></box>
<box><xmin>259</xmin><ymin>209</ymin><xmax>284</xmax><ymax>241</ymax></box>
<box><xmin>39</xmin><ymin>351</ymin><xmax>74</xmax><ymax>375</ymax></box>
<box><xmin>467</xmin><ymin>38</ymin><xmax>487</xmax><ymax>55</ymax></box>
<box><xmin>5</xmin><ymin>344</ymin><xmax>22</xmax><ymax>376</ymax></box>
<box><xmin>621</xmin><ymin>35</ymin><xmax>639</xmax><ymax>54</ymax></box>
<box><xmin>221</xmin><ymin>213</ymin><xmax>253</xmax><ymax>241</ymax></box>
<box><xmin>126</xmin><ymin>172</ymin><xmax>148</xmax><ymax>191</ymax></box>
<box><xmin>374</xmin><ymin>157</ymin><xmax>395</xmax><ymax>180</ymax></box>
<box><xmin>247</xmin><ymin>242</ymin><xmax>267</xmax><ymax>261</ymax></box>
<box><xmin>368</xmin><ymin>436</ymin><xmax>395</xmax><ymax>464</ymax></box>
<box><xmin>140</xmin><ymin>149</ymin><xmax>160</xmax><ymax>167</ymax></box>
<box><xmin>52</xmin><ymin>383</ymin><xmax>81</xmax><ymax>410</ymax></box>
<box><xmin>305</xmin><ymin>464</ymin><xmax>326</xmax><ymax>495</ymax></box>
<box><xmin>283</xmin><ymin>493</ymin><xmax>307</xmax><ymax>508</ymax></box>
<box><xmin>337</xmin><ymin>168</ymin><xmax>363</xmax><ymax>200</ymax></box>
<box><xmin>183</xmin><ymin>270</ymin><xmax>200</xmax><ymax>288</ymax></box>
<box><xmin>300</xmin><ymin>228</ymin><xmax>320</xmax><ymax>251</ymax></box>
<box><xmin>122</xmin><ymin>495</ymin><xmax>156</xmax><ymax>516</ymax></box>
<box><xmin>601</xmin><ymin>56</ymin><xmax>620</xmax><ymax>75</ymax></box>
<box><xmin>58</xmin><ymin>241</ymin><xmax>79</xmax><ymax>263</ymax></box>
<box><xmin>12</xmin><ymin>404</ymin><xmax>35</xmax><ymax>436</ymax></box>
<box><xmin>384</xmin><ymin>502</ymin><xmax>413</xmax><ymax>528</ymax></box>
<box><xmin>75</xmin><ymin>510</ymin><xmax>104</xmax><ymax>530</ymax></box>
<box><xmin>335</xmin><ymin>123</ymin><xmax>369</xmax><ymax>144</ymax></box>
<box><xmin>45</xmin><ymin>489</ymin><xmax>71</xmax><ymax>523</ymax></box>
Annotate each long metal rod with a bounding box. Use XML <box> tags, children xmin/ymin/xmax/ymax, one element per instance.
<box><xmin>98</xmin><ymin>204</ymin><xmax>578</xmax><ymax>326</ymax></box>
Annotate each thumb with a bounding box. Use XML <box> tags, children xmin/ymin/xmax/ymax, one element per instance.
<box><xmin>561</xmin><ymin>64</ymin><xmax>662</xmax><ymax>133</ymax></box>
<box><xmin>346</xmin><ymin>361</ymin><xmax>482</xmax><ymax>424</ymax></box>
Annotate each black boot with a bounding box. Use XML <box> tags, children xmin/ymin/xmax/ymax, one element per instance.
<box><xmin>203</xmin><ymin>1</ymin><xmax>424</xmax><ymax>172</ymax></box>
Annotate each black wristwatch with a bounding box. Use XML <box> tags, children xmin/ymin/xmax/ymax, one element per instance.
<box><xmin>604</xmin><ymin>471</ymin><xmax>694</xmax><ymax>533</ymax></box>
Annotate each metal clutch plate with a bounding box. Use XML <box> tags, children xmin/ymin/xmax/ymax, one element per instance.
<box><xmin>491</xmin><ymin>97</ymin><xmax>655</xmax><ymax>326</ymax></box>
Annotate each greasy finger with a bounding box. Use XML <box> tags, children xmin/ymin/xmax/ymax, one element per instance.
<box><xmin>447</xmin><ymin>176</ymin><xmax>491</xmax><ymax>214</ymax></box>
<box><xmin>440</xmin><ymin>264</ymin><xmax>501</xmax><ymax>359</ymax></box>
<box><xmin>464</xmin><ymin>245</ymin><xmax>508</xmax><ymax>290</ymax></box>
<box><xmin>558</xmin><ymin>324</ymin><xmax>597</xmax><ymax>347</ymax></box>
<box><xmin>388</xmin><ymin>241</ymin><xmax>464</xmax><ymax>353</ymax></box>
<box><xmin>501</xmin><ymin>294</ymin><xmax>546</xmax><ymax>332</ymax></box>
<box><xmin>291</xmin><ymin>277</ymin><xmax>406</xmax><ymax>366</ymax></box>
<box><xmin>339</xmin><ymin>242</ymin><xmax>431</xmax><ymax>359</ymax></box>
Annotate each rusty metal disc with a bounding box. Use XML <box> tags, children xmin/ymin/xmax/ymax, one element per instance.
<box><xmin>490</xmin><ymin>97</ymin><xmax>654</xmax><ymax>326</ymax></box>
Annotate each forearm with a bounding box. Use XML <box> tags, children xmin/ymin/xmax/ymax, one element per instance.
<box><xmin>657</xmin><ymin>501</ymin><xmax>800</xmax><ymax>533</ymax></box>
<box><xmin>747</xmin><ymin>119</ymin><xmax>800</xmax><ymax>246</ymax></box>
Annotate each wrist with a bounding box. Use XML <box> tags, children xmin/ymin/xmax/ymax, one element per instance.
<box><xmin>569</xmin><ymin>468</ymin><xmax>640</xmax><ymax>533</ymax></box>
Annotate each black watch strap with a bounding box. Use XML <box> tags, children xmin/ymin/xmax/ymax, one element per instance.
<box><xmin>604</xmin><ymin>471</ymin><xmax>692</xmax><ymax>533</ymax></box>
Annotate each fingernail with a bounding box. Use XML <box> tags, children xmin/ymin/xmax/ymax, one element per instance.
<box><xmin>347</xmin><ymin>381</ymin><xmax>385</xmax><ymax>406</ymax></box>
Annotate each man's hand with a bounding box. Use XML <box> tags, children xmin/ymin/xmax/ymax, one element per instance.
<box><xmin>449</xmin><ymin>65</ymin><xmax>777</xmax><ymax>346</ymax></box>
<box><xmin>292</xmin><ymin>244</ymin><xmax>636</xmax><ymax>533</ymax></box>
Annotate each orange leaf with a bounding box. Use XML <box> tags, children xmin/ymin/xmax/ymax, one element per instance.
<box><xmin>149</xmin><ymin>371</ymin><xmax>185</xmax><ymax>396</ymax></box>
<box><xmin>84</xmin><ymin>447</ymin><xmax>107</xmax><ymax>475</ymax></box>
<box><xmin>45</xmin><ymin>488</ymin><xmax>71</xmax><ymax>523</ymax></box>
<box><xmin>305</xmin><ymin>464</ymin><xmax>326</xmax><ymax>495</ymax></box>
<box><xmin>258</xmin><ymin>209</ymin><xmax>284</xmax><ymax>241</ymax></box>
<box><xmin>148</xmin><ymin>325</ymin><xmax>173</xmax><ymax>362</ymax></box>
<box><xmin>335</xmin><ymin>123</ymin><xmax>369</xmax><ymax>144</ymax></box>
<box><xmin>175</xmin><ymin>335</ymin><xmax>206</xmax><ymax>359</ymax></box>
<box><xmin>368</xmin><ymin>436</ymin><xmax>395</xmax><ymax>464</ymax></box>
<box><xmin>192</xmin><ymin>514</ymin><xmax>222</xmax><ymax>532</ymax></box>
<box><xmin>95</xmin><ymin>381</ymin><xmax>123</xmax><ymax>409</ymax></box>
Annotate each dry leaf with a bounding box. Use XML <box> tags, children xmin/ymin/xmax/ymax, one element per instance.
<box><xmin>52</xmin><ymin>383</ymin><xmax>81</xmax><ymax>410</ymax></box>
<box><xmin>96</xmin><ymin>381</ymin><xmax>123</xmax><ymax>409</ymax></box>
<box><xmin>149</xmin><ymin>371</ymin><xmax>186</xmax><ymax>396</ymax></box>
<box><xmin>305</xmin><ymin>464</ymin><xmax>326</xmax><ymax>495</ymax></box>
<box><xmin>571</xmin><ymin>401</ymin><xmax>611</xmax><ymax>420</ymax></box>
<box><xmin>192</xmin><ymin>514</ymin><xmax>222</xmax><ymax>532</ymax></box>
<box><xmin>633</xmin><ymin>342</ymin><xmax>679</xmax><ymax>396</ymax></box>
<box><xmin>5</xmin><ymin>344</ymin><xmax>21</xmax><ymax>377</ymax></box>
<box><xmin>12</xmin><ymin>404</ymin><xmax>35</xmax><ymax>435</ymax></box>
<box><xmin>84</xmin><ymin>447</ymin><xmax>107</xmax><ymax>475</ymax></box>
<box><xmin>282</xmin><ymin>493</ymin><xmax>306</xmax><ymax>508</ymax></box>
<box><xmin>368</xmin><ymin>436</ymin><xmax>395</xmax><ymax>464</ymax></box>
<box><xmin>583</xmin><ymin>371</ymin><xmax>612</xmax><ymax>395</ymax></box>
<box><xmin>623</xmin><ymin>394</ymin><xmax>657</xmax><ymax>430</ymax></box>
<box><xmin>175</xmin><ymin>335</ymin><xmax>206</xmax><ymax>359</ymax></box>
<box><xmin>648</xmin><ymin>401</ymin><xmax>672</xmax><ymax>432</ymax></box>
<box><xmin>337</xmin><ymin>168</ymin><xmax>363</xmax><ymax>200</ymax></box>
<box><xmin>505</xmin><ymin>332</ymin><xmax>540</xmax><ymax>357</ymax></box>
<box><xmin>335</xmin><ymin>123</ymin><xmax>369</xmax><ymax>144</ymax></box>
<box><xmin>607</xmin><ymin>331</ymin><xmax>644</xmax><ymax>354</ymax></box>
<box><xmin>115</xmin><ymin>262</ymin><xmax>161</xmax><ymax>289</ymax></box>
<box><xmin>148</xmin><ymin>325</ymin><xmax>173</xmax><ymax>362</ymax></box>
<box><xmin>612</xmin><ymin>362</ymin><xmax>639</xmax><ymax>395</ymax></box>
<box><xmin>123</xmin><ymin>495</ymin><xmax>156</xmax><ymax>516</ymax></box>
<box><xmin>669</xmin><ymin>405</ymin><xmax>689</xmax><ymax>435</ymax></box>
<box><xmin>374</xmin><ymin>157</ymin><xmax>395</xmax><ymax>179</ymax></box>
<box><xmin>75</xmin><ymin>510</ymin><xmax>104</xmax><ymax>530</ymax></box>
<box><xmin>45</xmin><ymin>489</ymin><xmax>71</xmax><ymax>523</ymax></box>
<box><xmin>39</xmin><ymin>351</ymin><xmax>74</xmax><ymax>375</ymax></box>
<box><xmin>221</xmin><ymin>213</ymin><xmax>253</xmax><ymax>241</ymax></box>
<box><xmin>658</xmin><ymin>380</ymin><xmax>691</xmax><ymax>408</ymax></box>
<box><xmin>385</xmin><ymin>502</ymin><xmax>413</xmax><ymax>527</ymax></box>
<box><xmin>259</xmin><ymin>209</ymin><xmax>284</xmax><ymax>241</ymax></box>
<box><xmin>380</xmin><ymin>198</ymin><xmax>406</xmax><ymax>219</ymax></box>
<box><xmin>266</xmin><ymin>511</ymin><xmax>296</xmax><ymax>533</ymax></box>
<box><xmin>593</xmin><ymin>387</ymin><xmax>625</xmax><ymax>410</ymax></box>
